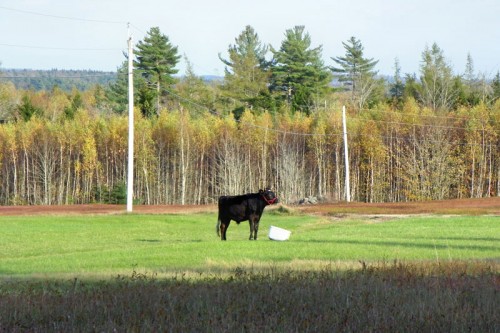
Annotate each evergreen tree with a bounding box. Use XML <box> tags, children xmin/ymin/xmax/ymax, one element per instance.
<box><xmin>331</xmin><ymin>36</ymin><xmax>379</xmax><ymax>110</ymax></box>
<box><xmin>17</xmin><ymin>94</ymin><xmax>43</xmax><ymax>121</ymax></box>
<box><xmin>270</xmin><ymin>26</ymin><xmax>331</xmax><ymax>114</ymax></box>
<box><xmin>106</xmin><ymin>60</ymin><xmax>151</xmax><ymax>115</ymax></box>
<box><xmin>219</xmin><ymin>25</ymin><xmax>272</xmax><ymax>116</ymax></box>
<box><xmin>403</xmin><ymin>73</ymin><xmax>419</xmax><ymax>101</ymax></box>
<box><xmin>92</xmin><ymin>84</ymin><xmax>107</xmax><ymax>111</ymax></box>
<box><xmin>492</xmin><ymin>71</ymin><xmax>500</xmax><ymax>101</ymax></box>
<box><xmin>134</xmin><ymin>27</ymin><xmax>180</xmax><ymax>115</ymax></box>
<box><xmin>453</xmin><ymin>75</ymin><xmax>468</xmax><ymax>107</ymax></box>
<box><xmin>462</xmin><ymin>53</ymin><xmax>481</xmax><ymax>106</ymax></box>
<box><xmin>175</xmin><ymin>57</ymin><xmax>217</xmax><ymax>115</ymax></box>
<box><xmin>418</xmin><ymin>43</ymin><xmax>456</xmax><ymax>111</ymax></box>
<box><xmin>464</xmin><ymin>53</ymin><xmax>475</xmax><ymax>86</ymax></box>
<box><xmin>389</xmin><ymin>58</ymin><xmax>405</xmax><ymax>108</ymax></box>
<box><xmin>219</xmin><ymin>25</ymin><xmax>268</xmax><ymax>69</ymax></box>
<box><xmin>137</xmin><ymin>85</ymin><xmax>156</xmax><ymax>118</ymax></box>
<box><xmin>105</xmin><ymin>61</ymin><xmax>129</xmax><ymax>114</ymax></box>
<box><xmin>64</xmin><ymin>91</ymin><xmax>83</xmax><ymax>120</ymax></box>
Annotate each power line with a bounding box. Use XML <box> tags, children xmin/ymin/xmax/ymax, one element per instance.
<box><xmin>351</xmin><ymin>116</ymin><xmax>474</xmax><ymax>132</ymax></box>
<box><xmin>0</xmin><ymin>5</ymin><xmax>127</xmax><ymax>25</ymax></box>
<box><xmin>358</xmin><ymin>107</ymin><xmax>471</xmax><ymax>121</ymax></box>
<box><xmin>164</xmin><ymin>88</ymin><xmax>498</xmax><ymax>143</ymax></box>
<box><xmin>355</xmin><ymin>130</ymin><xmax>499</xmax><ymax>149</ymax></box>
<box><xmin>0</xmin><ymin>43</ymin><xmax>123</xmax><ymax>52</ymax></box>
<box><xmin>165</xmin><ymin>87</ymin><xmax>500</xmax><ymax>148</ymax></box>
<box><xmin>0</xmin><ymin>5</ymin><xmax>130</xmax><ymax>70</ymax></box>
<box><xmin>129</xmin><ymin>23</ymin><xmax>147</xmax><ymax>36</ymax></box>
<box><xmin>163</xmin><ymin>87</ymin><xmax>343</xmax><ymax>137</ymax></box>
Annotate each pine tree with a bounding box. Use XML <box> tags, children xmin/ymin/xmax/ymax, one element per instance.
<box><xmin>17</xmin><ymin>95</ymin><xmax>43</xmax><ymax>121</ymax></box>
<box><xmin>219</xmin><ymin>25</ymin><xmax>272</xmax><ymax>116</ymax></box>
<box><xmin>331</xmin><ymin>36</ymin><xmax>379</xmax><ymax>109</ymax></box>
<box><xmin>492</xmin><ymin>71</ymin><xmax>500</xmax><ymax>101</ymax></box>
<box><xmin>419</xmin><ymin>43</ymin><xmax>456</xmax><ymax>111</ymax></box>
<box><xmin>270</xmin><ymin>26</ymin><xmax>331</xmax><ymax>114</ymax></box>
<box><xmin>462</xmin><ymin>53</ymin><xmax>480</xmax><ymax>106</ymax></box>
<box><xmin>106</xmin><ymin>61</ymin><xmax>129</xmax><ymax>114</ymax></box>
<box><xmin>175</xmin><ymin>57</ymin><xmax>216</xmax><ymax>114</ymax></box>
<box><xmin>134</xmin><ymin>27</ymin><xmax>180</xmax><ymax>115</ymax></box>
<box><xmin>64</xmin><ymin>91</ymin><xmax>83</xmax><ymax>120</ymax></box>
<box><xmin>331</xmin><ymin>37</ymin><xmax>378</xmax><ymax>86</ymax></box>
<box><xmin>389</xmin><ymin>58</ymin><xmax>405</xmax><ymax>108</ymax></box>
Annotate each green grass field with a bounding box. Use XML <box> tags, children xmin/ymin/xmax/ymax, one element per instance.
<box><xmin>1</xmin><ymin>210</ymin><xmax>499</xmax><ymax>331</ymax></box>
<box><xmin>1</xmin><ymin>211</ymin><xmax>498</xmax><ymax>277</ymax></box>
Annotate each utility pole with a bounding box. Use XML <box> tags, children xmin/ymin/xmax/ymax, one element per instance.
<box><xmin>342</xmin><ymin>105</ymin><xmax>351</xmax><ymax>202</ymax></box>
<box><xmin>126</xmin><ymin>28</ymin><xmax>134</xmax><ymax>212</ymax></box>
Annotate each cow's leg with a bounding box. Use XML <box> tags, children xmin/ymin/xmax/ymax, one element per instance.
<box><xmin>220</xmin><ymin>219</ymin><xmax>230</xmax><ymax>241</ymax></box>
<box><xmin>249</xmin><ymin>217</ymin><xmax>259</xmax><ymax>240</ymax></box>
<box><xmin>249</xmin><ymin>219</ymin><xmax>254</xmax><ymax>240</ymax></box>
<box><xmin>254</xmin><ymin>220</ymin><xmax>260</xmax><ymax>240</ymax></box>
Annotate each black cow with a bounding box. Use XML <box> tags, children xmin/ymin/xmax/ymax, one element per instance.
<box><xmin>216</xmin><ymin>189</ymin><xmax>279</xmax><ymax>240</ymax></box>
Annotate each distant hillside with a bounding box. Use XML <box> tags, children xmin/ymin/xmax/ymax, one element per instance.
<box><xmin>0</xmin><ymin>69</ymin><xmax>225</xmax><ymax>91</ymax></box>
<box><xmin>200</xmin><ymin>75</ymin><xmax>223</xmax><ymax>82</ymax></box>
<box><xmin>0</xmin><ymin>69</ymin><xmax>117</xmax><ymax>91</ymax></box>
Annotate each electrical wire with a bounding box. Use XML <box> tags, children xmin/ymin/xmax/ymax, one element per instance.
<box><xmin>163</xmin><ymin>87</ymin><xmax>342</xmax><ymax>137</ymax></box>
<box><xmin>0</xmin><ymin>43</ymin><xmax>123</xmax><ymax>52</ymax></box>
<box><xmin>350</xmin><ymin>116</ymin><xmax>475</xmax><ymax>132</ymax></box>
<box><xmin>163</xmin><ymin>86</ymin><xmax>499</xmax><ymax>145</ymax></box>
<box><xmin>129</xmin><ymin>23</ymin><xmax>147</xmax><ymax>36</ymax></box>
<box><xmin>0</xmin><ymin>5</ymin><xmax>127</xmax><ymax>25</ymax></box>
<box><xmin>0</xmin><ymin>5</ymin><xmax>129</xmax><ymax>63</ymax></box>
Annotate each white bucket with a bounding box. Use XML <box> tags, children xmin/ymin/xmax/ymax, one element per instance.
<box><xmin>268</xmin><ymin>225</ymin><xmax>291</xmax><ymax>241</ymax></box>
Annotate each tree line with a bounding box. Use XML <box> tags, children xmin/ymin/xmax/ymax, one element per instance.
<box><xmin>0</xmin><ymin>25</ymin><xmax>499</xmax><ymax>205</ymax></box>
<box><xmin>0</xmin><ymin>69</ymin><xmax>115</xmax><ymax>92</ymax></box>
<box><xmin>0</xmin><ymin>101</ymin><xmax>498</xmax><ymax>205</ymax></box>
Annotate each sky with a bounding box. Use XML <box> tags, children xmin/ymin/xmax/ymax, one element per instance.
<box><xmin>0</xmin><ymin>0</ymin><xmax>499</xmax><ymax>77</ymax></box>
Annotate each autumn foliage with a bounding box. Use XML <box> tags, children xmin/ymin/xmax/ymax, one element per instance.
<box><xmin>0</xmin><ymin>87</ymin><xmax>498</xmax><ymax>205</ymax></box>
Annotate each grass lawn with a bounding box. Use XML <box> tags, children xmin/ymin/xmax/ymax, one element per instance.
<box><xmin>1</xmin><ymin>211</ymin><xmax>498</xmax><ymax>277</ymax></box>
<box><xmin>0</xmin><ymin>210</ymin><xmax>499</xmax><ymax>332</ymax></box>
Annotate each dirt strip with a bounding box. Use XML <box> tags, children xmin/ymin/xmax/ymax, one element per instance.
<box><xmin>0</xmin><ymin>197</ymin><xmax>499</xmax><ymax>216</ymax></box>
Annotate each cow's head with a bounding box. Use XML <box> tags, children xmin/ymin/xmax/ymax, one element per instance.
<box><xmin>259</xmin><ymin>188</ymin><xmax>279</xmax><ymax>205</ymax></box>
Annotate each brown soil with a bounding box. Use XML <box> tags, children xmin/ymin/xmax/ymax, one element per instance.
<box><xmin>0</xmin><ymin>197</ymin><xmax>499</xmax><ymax>216</ymax></box>
<box><xmin>296</xmin><ymin>197</ymin><xmax>500</xmax><ymax>216</ymax></box>
<box><xmin>0</xmin><ymin>204</ymin><xmax>217</xmax><ymax>216</ymax></box>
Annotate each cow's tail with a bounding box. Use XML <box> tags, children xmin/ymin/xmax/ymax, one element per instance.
<box><xmin>216</xmin><ymin>215</ymin><xmax>221</xmax><ymax>237</ymax></box>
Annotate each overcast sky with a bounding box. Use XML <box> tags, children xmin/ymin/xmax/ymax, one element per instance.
<box><xmin>1</xmin><ymin>0</ymin><xmax>499</xmax><ymax>77</ymax></box>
